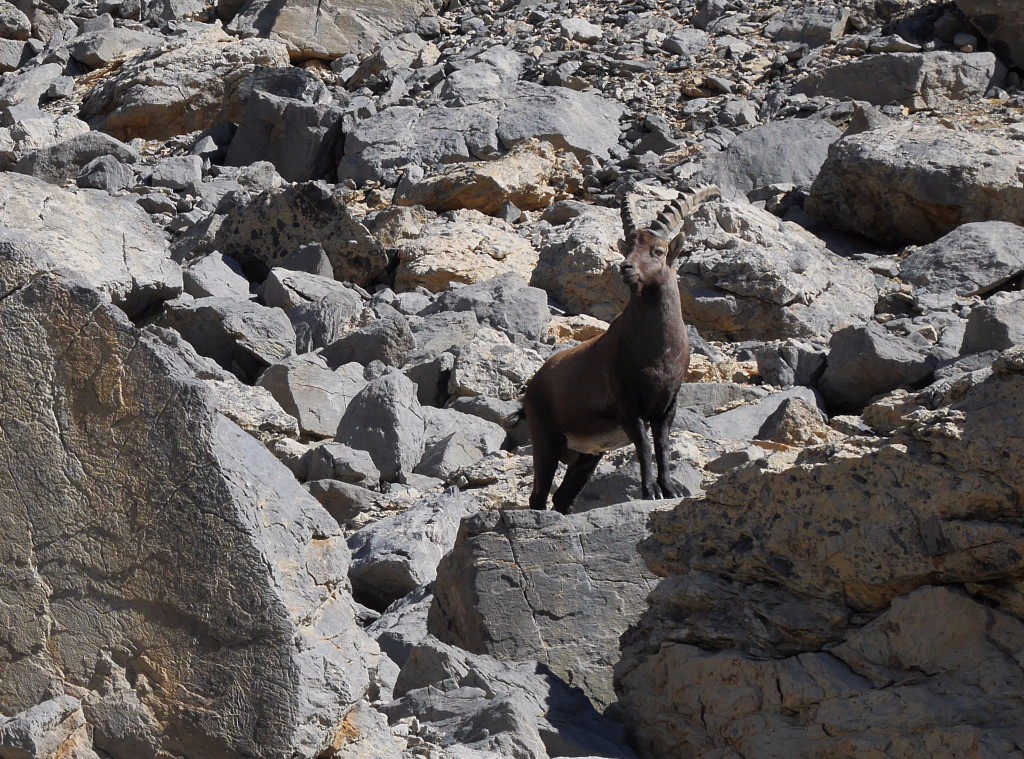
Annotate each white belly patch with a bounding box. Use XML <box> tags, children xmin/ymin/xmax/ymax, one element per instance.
<box><xmin>565</xmin><ymin>429</ymin><xmax>631</xmax><ymax>456</ymax></box>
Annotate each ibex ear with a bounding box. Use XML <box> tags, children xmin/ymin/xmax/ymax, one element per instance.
<box><xmin>667</xmin><ymin>234</ymin><xmax>687</xmax><ymax>264</ymax></box>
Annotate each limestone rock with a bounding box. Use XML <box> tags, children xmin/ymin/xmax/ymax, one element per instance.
<box><xmin>0</xmin><ymin>696</ymin><xmax>97</xmax><ymax>759</ymax></box>
<box><xmin>677</xmin><ymin>199</ymin><xmax>877</xmax><ymax>340</ymax></box>
<box><xmin>183</xmin><ymin>252</ymin><xmax>250</xmax><ymax>299</ymax></box>
<box><xmin>898</xmin><ymin>221</ymin><xmax>1024</xmax><ymax>303</ymax></box>
<box><xmin>0</xmin><ymin>2</ymin><xmax>30</xmax><ymax>41</ymax></box>
<box><xmin>320</xmin><ymin>314</ymin><xmax>414</xmax><ymax>368</ymax></box>
<box><xmin>339</xmin><ymin>82</ymin><xmax>624</xmax><ymax>186</ymax></box>
<box><xmin>819</xmin><ymin>321</ymin><xmax>940</xmax><ymax>411</ymax></box>
<box><xmin>806</xmin><ymin>124</ymin><xmax>1024</xmax><ymax>245</ymax></box>
<box><xmin>532</xmin><ymin>201</ymin><xmax>628</xmax><ymax>321</ymax></box>
<box><xmin>157</xmin><ymin>296</ymin><xmax>296</xmax><ymax>382</ymax></box>
<box><xmin>79</xmin><ymin>27</ymin><xmax>289</xmax><ymax>141</ymax></box>
<box><xmin>226</xmin><ymin>0</ymin><xmax>434</xmax><ymax>62</ymax></box>
<box><xmin>256</xmin><ymin>354</ymin><xmax>366</xmax><ymax>439</ymax></box>
<box><xmin>391</xmin><ymin>637</ymin><xmax>637</xmax><ymax>759</ymax></box>
<box><xmin>962</xmin><ymin>293</ymin><xmax>1024</xmax><ymax>354</ymax></box>
<box><xmin>617</xmin><ymin>354</ymin><xmax>1024</xmax><ymax>758</ymax></box>
<box><xmin>428</xmin><ymin>503</ymin><xmax>663</xmax><ymax>710</ymax></box>
<box><xmin>225</xmin><ymin>91</ymin><xmax>344</xmax><ymax>182</ymax></box>
<box><xmin>0</xmin><ymin>172</ymin><xmax>180</xmax><ymax>317</ymax></box>
<box><xmin>260</xmin><ymin>266</ymin><xmax>366</xmax><ymax>352</ymax></box>
<box><xmin>348</xmin><ymin>491</ymin><xmax>479</xmax><ymax>610</ymax></box>
<box><xmin>393</xmin><ymin>140</ymin><xmax>582</xmax><ymax>215</ymax></box>
<box><xmin>0</xmin><ymin>237</ymin><xmax>378</xmax><ymax>759</ymax></box>
<box><xmin>14</xmin><ymin>131</ymin><xmax>137</xmax><ymax>186</ymax></box>
<box><xmin>424</xmin><ymin>272</ymin><xmax>551</xmax><ymax>343</ymax></box>
<box><xmin>448</xmin><ymin>327</ymin><xmax>544</xmax><ymax>402</ymax></box>
<box><xmin>765</xmin><ymin>4</ymin><xmax>850</xmax><ymax>46</ymax></box>
<box><xmin>67</xmin><ymin>28</ymin><xmax>163</xmax><ymax>69</ymax></box>
<box><xmin>794</xmin><ymin>52</ymin><xmax>1003</xmax><ymax>111</ymax></box>
<box><xmin>335</xmin><ymin>369</ymin><xmax>428</xmax><ymax>482</ymax></box>
<box><xmin>700</xmin><ymin>116</ymin><xmax>841</xmax><ymax>198</ymax></box>
<box><xmin>394</xmin><ymin>209</ymin><xmax>538</xmax><ymax>294</ymax></box>
<box><xmin>209</xmin><ymin>181</ymin><xmax>386</xmax><ymax>288</ymax></box>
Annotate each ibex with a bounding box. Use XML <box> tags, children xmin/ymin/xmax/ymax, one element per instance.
<box><xmin>519</xmin><ymin>186</ymin><xmax>721</xmax><ymax>513</ymax></box>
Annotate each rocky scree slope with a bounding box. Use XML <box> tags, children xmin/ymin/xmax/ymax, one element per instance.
<box><xmin>0</xmin><ymin>0</ymin><xmax>1023</xmax><ymax>756</ymax></box>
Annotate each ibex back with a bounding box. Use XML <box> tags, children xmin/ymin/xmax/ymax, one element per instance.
<box><xmin>520</xmin><ymin>186</ymin><xmax>720</xmax><ymax>513</ymax></box>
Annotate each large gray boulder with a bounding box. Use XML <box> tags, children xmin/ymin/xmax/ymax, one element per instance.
<box><xmin>79</xmin><ymin>27</ymin><xmax>289</xmax><ymax>141</ymax></box>
<box><xmin>0</xmin><ymin>233</ymin><xmax>379</xmax><ymax>758</ymax></box>
<box><xmin>68</xmin><ymin>28</ymin><xmax>163</xmax><ymax>69</ymax></box>
<box><xmin>793</xmin><ymin>52</ymin><xmax>1003</xmax><ymax>111</ymax></box>
<box><xmin>225</xmin><ymin>91</ymin><xmax>344</xmax><ymax>182</ymax></box>
<box><xmin>700</xmin><ymin>116</ymin><xmax>841</xmax><ymax>198</ymax></box>
<box><xmin>0</xmin><ymin>172</ymin><xmax>180</xmax><ymax>317</ymax></box>
<box><xmin>676</xmin><ymin>199</ymin><xmax>877</xmax><ymax>340</ymax></box>
<box><xmin>207</xmin><ymin>182</ymin><xmax>387</xmax><ymax>288</ymax></box>
<box><xmin>339</xmin><ymin>82</ymin><xmax>624</xmax><ymax>186</ymax></box>
<box><xmin>335</xmin><ymin>370</ymin><xmax>428</xmax><ymax>482</ymax></box>
<box><xmin>899</xmin><ymin>221</ymin><xmax>1024</xmax><ymax>305</ymax></box>
<box><xmin>955</xmin><ymin>0</ymin><xmax>1024</xmax><ymax>68</ymax></box>
<box><xmin>617</xmin><ymin>351</ymin><xmax>1024</xmax><ymax>758</ymax></box>
<box><xmin>962</xmin><ymin>293</ymin><xmax>1024</xmax><ymax>354</ymax></box>
<box><xmin>14</xmin><ymin>132</ymin><xmax>139</xmax><ymax>186</ymax></box>
<box><xmin>256</xmin><ymin>354</ymin><xmax>366</xmax><ymax>439</ymax></box>
<box><xmin>425</xmin><ymin>272</ymin><xmax>551</xmax><ymax>343</ymax></box>
<box><xmin>428</xmin><ymin>503</ymin><xmax>663</xmax><ymax>710</ymax></box>
<box><xmin>819</xmin><ymin>321</ymin><xmax>940</xmax><ymax>411</ymax></box>
<box><xmin>260</xmin><ymin>266</ymin><xmax>366</xmax><ymax>352</ymax></box>
<box><xmin>347</xmin><ymin>491</ymin><xmax>479</xmax><ymax>610</ymax></box>
<box><xmin>532</xmin><ymin>201</ymin><xmax>629</xmax><ymax>321</ymax></box>
<box><xmin>764</xmin><ymin>4</ymin><xmax>849</xmax><ymax>45</ymax></box>
<box><xmin>226</xmin><ymin>0</ymin><xmax>434</xmax><ymax>62</ymax></box>
<box><xmin>807</xmin><ymin>124</ymin><xmax>1024</xmax><ymax>245</ymax></box>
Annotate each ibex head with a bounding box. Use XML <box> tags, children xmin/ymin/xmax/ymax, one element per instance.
<box><xmin>618</xmin><ymin>186</ymin><xmax>720</xmax><ymax>295</ymax></box>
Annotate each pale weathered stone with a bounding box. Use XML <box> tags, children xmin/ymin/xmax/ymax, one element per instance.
<box><xmin>80</xmin><ymin>27</ymin><xmax>289</xmax><ymax>141</ymax></box>
<box><xmin>394</xmin><ymin>209</ymin><xmax>538</xmax><ymax>294</ymax></box>
<box><xmin>0</xmin><ymin>172</ymin><xmax>180</xmax><ymax>317</ymax></box>
<box><xmin>227</xmin><ymin>0</ymin><xmax>434</xmax><ymax>62</ymax></box>
<box><xmin>393</xmin><ymin>140</ymin><xmax>582</xmax><ymax>215</ymax></box>
<box><xmin>677</xmin><ymin>199</ymin><xmax>877</xmax><ymax>340</ymax></box>
<box><xmin>794</xmin><ymin>52</ymin><xmax>1003</xmax><ymax>111</ymax></box>
<box><xmin>532</xmin><ymin>201</ymin><xmax>628</xmax><ymax>321</ymax></box>
<box><xmin>448</xmin><ymin>327</ymin><xmax>544</xmax><ymax>402</ymax></box>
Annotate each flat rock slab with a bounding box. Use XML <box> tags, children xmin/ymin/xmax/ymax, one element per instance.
<box><xmin>0</xmin><ymin>171</ymin><xmax>180</xmax><ymax>317</ymax></box>
<box><xmin>794</xmin><ymin>52</ymin><xmax>1002</xmax><ymax>111</ymax></box>
<box><xmin>339</xmin><ymin>82</ymin><xmax>625</xmax><ymax>186</ymax></box>
<box><xmin>227</xmin><ymin>0</ymin><xmax>433</xmax><ymax>62</ymax></box>
<box><xmin>807</xmin><ymin>124</ymin><xmax>1024</xmax><ymax>245</ymax></box>
<box><xmin>428</xmin><ymin>502</ymin><xmax>663</xmax><ymax>710</ymax></box>
<box><xmin>0</xmin><ymin>234</ymin><xmax>378</xmax><ymax>759</ymax></box>
<box><xmin>899</xmin><ymin>221</ymin><xmax>1024</xmax><ymax>302</ymax></box>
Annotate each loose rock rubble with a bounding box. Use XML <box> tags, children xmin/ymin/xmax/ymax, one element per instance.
<box><xmin>0</xmin><ymin>0</ymin><xmax>1023</xmax><ymax>756</ymax></box>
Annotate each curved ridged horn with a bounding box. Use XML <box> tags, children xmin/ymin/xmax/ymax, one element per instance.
<box><xmin>620</xmin><ymin>195</ymin><xmax>639</xmax><ymax>240</ymax></box>
<box><xmin>648</xmin><ymin>184</ymin><xmax>721</xmax><ymax>239</ymax></box>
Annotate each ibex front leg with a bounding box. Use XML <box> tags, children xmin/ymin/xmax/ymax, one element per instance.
<box><xmin>620</xmin><ymin>411</ymin><xmax>659</xmax><ymax>500</ymax></box>
<box><xmin>651</xmin><ymin>397</ymin><xmax>679</xmax><ymax>498</ymax></box>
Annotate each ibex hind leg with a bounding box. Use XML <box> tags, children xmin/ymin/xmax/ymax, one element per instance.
<box><xmin>552</xmin><ymin>453</ymin><xmax>603</xmax><ymax>515</ymax></box>
<box><xmin>527</xmin><ymin>415</ymin><xmax>561</xmax><ymax>511</ymax></box>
